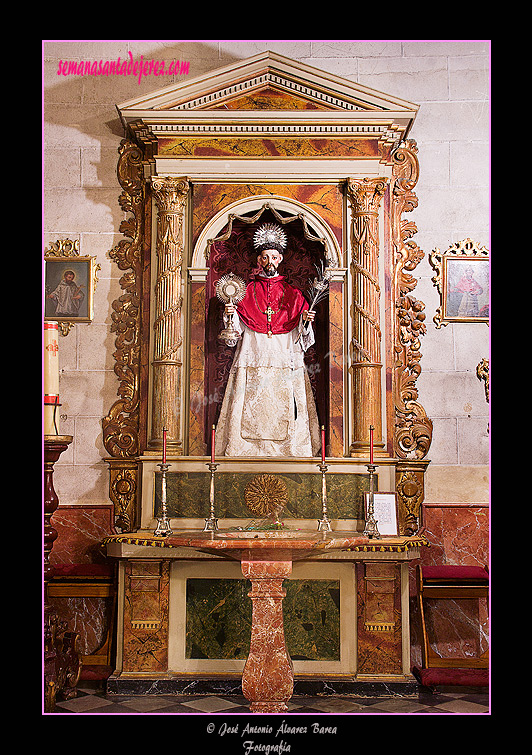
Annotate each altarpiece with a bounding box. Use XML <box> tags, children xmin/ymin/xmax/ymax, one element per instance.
<box><xmin>101</xmin><ymin>52</ymin><xmax>433</xmax><ymax>681</ymax></box>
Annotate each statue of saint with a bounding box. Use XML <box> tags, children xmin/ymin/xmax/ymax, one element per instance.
<box><xmin>214</xmin><ymin>223</ymin><xmax>321</xmax><ymax>457</ymax></box>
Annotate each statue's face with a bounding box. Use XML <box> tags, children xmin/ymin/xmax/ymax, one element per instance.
<box><xmin>257</xmin><ymin>249</ymin><xmax>283</xmax><ymax>277</ymax></box>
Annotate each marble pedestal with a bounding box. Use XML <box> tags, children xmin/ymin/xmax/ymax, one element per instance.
<box><xmin>241</xmin><ymin>559</ymin><xmax>293</xmax><ymax>712</ymax></box>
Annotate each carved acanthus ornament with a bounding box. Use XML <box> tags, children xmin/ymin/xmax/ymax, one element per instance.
<box><xmin>390</xmin><ymin>141</ymin><xmax>433</xmax><ymax>462</ymax></box>
<box><xmin>476</xmin><ymin>358</ymin><xmax>489</xmax><ymax>403</ymax></box>
<box><xmin>102</xmin><ymin>139</ymin><xmax>145</xmax><ymax>531</ymax></box>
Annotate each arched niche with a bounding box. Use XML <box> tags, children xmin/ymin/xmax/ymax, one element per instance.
<box><xmin>187</xmin><ymin>196</ymin><xmax>346</xmax><ymax>458</ymax></box>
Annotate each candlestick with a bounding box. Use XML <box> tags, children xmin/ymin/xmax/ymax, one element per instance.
<box><xmin>211</xmin><ymin>425</ymin><xmax>216</xmax><ymax>464</ymax></box>
<box><xmin>317</xmin><ymin>461</ymin><xmax>332</xmax><ymax>532</ymax></box>
<box><xmin>321</xmin><ymin>425</ymin><xmax>326</xmax><ymax>463</ymax></box>
<box><xmin>162</xmin><ymin>428</ymin><xmax>167</xmax><ymax>464</ymax></box>
<box><xmin>203</xmin><ymin>462</ymin><xmax>219</xmax><ymax>531</ymax></box>
<box><xmin>154</xmin><ymin>460</ymin><xmax>173</xmax><ymax>536</ymax></box>
<box><xmin>44</xmin><ymin>322</ymin><xmax>60</xmax><ymax>435</ymax></box>
<box><xmin>362</xmin><ymin>463</ymin><xmax>380</xmax><ymax>539</ymax></box>
<box><xmin>369</xmin><ymin>425</ymin><xmax>374</xmax><ymax>465</ymax></box>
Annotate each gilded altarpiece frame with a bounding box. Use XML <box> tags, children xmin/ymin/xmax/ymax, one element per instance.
<box><xmin>102</xmin><ymin>54</ymin><xmax>432</xmax><ymax>536</ymax></box>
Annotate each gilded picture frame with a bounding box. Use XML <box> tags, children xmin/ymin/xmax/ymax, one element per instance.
<box><xmin>429</xmin><ymin>238</ymin><xmax>489</xmax><ymax>328</ymax></box>
<box><xmin>44</xmin><ymin>239</ymin><xmax>100</xmax><ymax>334</ymax></box>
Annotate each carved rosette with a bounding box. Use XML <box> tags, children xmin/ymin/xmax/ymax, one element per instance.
<box><xmin>102</xmin><ymin>139</ymin><xmax>145</xmax><ymax>531</ymax></box>
<box><xmin>149</xmin><ymin>176</ymin><xmax>190</xmax><ymax>452</ymax></box>
<box><xmin>346</xmin><ymin>177</ymin><xmax>387</xmax><ymax>456</ymax></box>
<box><xmin>390</xmin><ymin>141</ymin><xmax>433</xmax><ymax>463</ymax></box>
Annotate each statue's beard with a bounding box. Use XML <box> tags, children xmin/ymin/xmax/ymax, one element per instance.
<box><xmin>262</xmin><ymin>264</ymin><xmax>278</xmax><ymax>277</ymax></box>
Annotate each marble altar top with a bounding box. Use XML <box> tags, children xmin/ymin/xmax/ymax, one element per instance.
<box><xmin>103</xmin><ymin>529</ymin><xmax>428</xmax><ymax>562</ymax></box>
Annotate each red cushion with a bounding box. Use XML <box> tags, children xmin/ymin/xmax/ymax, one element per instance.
<box><xmin>51</xmin><ymin>563</ymin><xmax>114</xmax><ymax>578</ymax></box>
<box><xmin>80</xmin><ymin>666</ymin><xmax>114</xmax><ymax>681</ymax></box>
<box><xmin>413</xmin><ymin>666</ymin><xmax>488</xmax><ymax>687</ymax></box>
<box><xmin>422</xmin><ymin>565</ymin><xmax>488</xmax><ymax>582</ymax></box>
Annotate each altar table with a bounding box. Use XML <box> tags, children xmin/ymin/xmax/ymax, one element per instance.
<box><xmin>104</xmin><ymin>530</ymin><xmax>427</xmax><ymax>712</ymax></box>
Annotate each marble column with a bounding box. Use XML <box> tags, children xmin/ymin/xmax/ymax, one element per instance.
<box><xmin>346</xmin><ymin>177</ymin><xmax>387</xmax><ymax>458</ymax></box>
<box><xmin>241</xmin><ymin>560</ymin><xmax>294</xmax><ymax>713</ymax></box>
<box><xmin>149</xmin><ymin>176</ymin><xmax>190</xmax><ymax>454</ymax></box>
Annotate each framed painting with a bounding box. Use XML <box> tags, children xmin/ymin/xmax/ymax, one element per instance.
<box><xmin>44</xmin><ymin>239</ymin><xmax>100</xmax><ymax>334</ymax></box>
<box><xmin>429</xmin><ymin>238</ymin><xmax>489</xmax><ymax>328</ymax></box>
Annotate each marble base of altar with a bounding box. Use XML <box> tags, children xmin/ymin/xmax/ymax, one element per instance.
<box><xmin>104</xmin><ymin>530</ymin><xmax>426</xmax><ymax>712</ymax></box>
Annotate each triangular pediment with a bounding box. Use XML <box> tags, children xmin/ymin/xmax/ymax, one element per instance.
<box><xmin>117</xmin><ymin>51</ymin><xmax>418</xmax><ymax>117</ymax></box>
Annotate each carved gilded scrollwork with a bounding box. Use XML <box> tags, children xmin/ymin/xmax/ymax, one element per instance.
<box><xmin>102</xmin><ymin>140</ymin><xmax>144</xmax><ymax>461</ymax></box>
<box><xmin>106</xmin><ymin>460</ymin><xmax>138</xmax><ymax>532</ymax></box>
<box><xmin>395</xmin><ymin>463</ymin><xmax>429</xmax><ymax>535</ymax></box>
<box><xmin>390</xmin><ymin>141</ymin><xmax>433</xmax><ymax>463</ymax></box>
<box><xmin>102</xmin><ymin>139</ymin><xmax>145</xmax><ymax>531</ymax></box>
<box><xmin>476</xmin><ymin>358</ymin><xmax>489</xmax><ymax>403</ymax></box>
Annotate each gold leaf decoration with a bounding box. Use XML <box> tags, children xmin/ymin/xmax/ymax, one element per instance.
<box><xmin>244</xmin><ymin>474</ymin><xmax>288</xmax><ymax>520</ymax></box>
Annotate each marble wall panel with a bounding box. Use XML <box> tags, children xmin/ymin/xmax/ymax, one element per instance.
<box><xmin>328</xmin><ymin>279</ymin><xmax>344</xmax><ymax>456</ymax></box>
<box><xmin>409</xmin><ymin>503</ymin><xmax>489</xmax><ymax>667</ymax></box>
<box><xmin>188</xmin><ymin>280</ymin><xmax>207</xmax><ymax>456</ymax></box>
<box><xmin>191</xmin><ymin>183</ymin><xmax>343</xmax><ymax>250</ymax></box>
<box><xmin>48</xmin><ymin>596</ymin><xmax>111</xmax><ymax>656</ymax></box>
<box><xmin>160</xmin><ymin>136</ymin><xmax>378</xmax><ymax>160</ymax></box>
<box><xmin>155</xmin><ymin>471</ymin><xmax>371</xmax><ymax>521</ymax></box>
<box><xmin>50</xmin><ymin>504</ymin><xmax>115</xmax><ymax>564</ymax></box>
<box><xmin>421</xmin><ymin>504</ymin><xmax>489</xmax><ymax>568</ymax></box>
<box><xmin>185</xmin><ymin>577</ymin><xmax>340</xmax><ymax>662</ymax></box>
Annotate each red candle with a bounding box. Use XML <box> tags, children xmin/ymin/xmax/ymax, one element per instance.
<box><xmin>369</xmin><ymin>425</ymin><xmax>374</xmax><ymax>464</ymax></box>
<box><xmin>162</xmin><ymin>428</ymin><xmax>167</xmax><ymax>464</ymax></box>
<box><xmin>211</xmin><ymin>425</ymin><xmax>216</xmax><ymax>463</ymax></box>
<box><xmin>321</xmin><ymin>426</ymin><xmax>326</xmax><ymax>463</ymax></box>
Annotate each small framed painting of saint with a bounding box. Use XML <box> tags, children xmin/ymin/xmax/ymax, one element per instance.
<box><xmin>429</xmin><ymin>238</ymin><xmax>489</xmax><ymax>328</ymax></box>
<box><xmin>44</xmin><ymin>239</ymin><xmax>99</xmax><ymax>329</ymax></box>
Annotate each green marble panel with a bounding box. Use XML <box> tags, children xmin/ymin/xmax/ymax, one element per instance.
<box><xmin>185</xmin><ymin>578</ymin><xmax>340</xmax><ymax>661</ymax></box>
<box><xmin>155</xmin><ymin>471</ymin><xmax>372</xmax><ymax>520</ymax></box>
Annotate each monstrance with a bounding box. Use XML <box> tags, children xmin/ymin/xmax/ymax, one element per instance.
<box><xmin>215</xmin><ymin>273</ymin><xmax>246</xmax><ymax>346</ymax></box>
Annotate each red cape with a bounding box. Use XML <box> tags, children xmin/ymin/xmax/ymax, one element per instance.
<box><xmin>237</xmin><ymin>276</ymin><xmax>308</xmax><ymax>335</ymax></box>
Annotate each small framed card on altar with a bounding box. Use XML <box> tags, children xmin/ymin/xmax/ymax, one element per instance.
<box><xmin>364</xmin><ymin>492</ymin><xmax>398</xmax><ymax>536</ymax></box>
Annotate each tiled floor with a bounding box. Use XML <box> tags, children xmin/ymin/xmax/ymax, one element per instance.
<box><xmin>51</xmin><ymin>682</ymin><xmax>489</xmax><ymax>716</ymax></box>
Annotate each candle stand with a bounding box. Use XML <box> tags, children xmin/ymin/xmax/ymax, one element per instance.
<box><xmin>362</xmin><ymin>463</ymin><xmax>381</xmax><ymax>539</ymax></box>
<box><xmin>203</xmin><ymin>462</ymin><xmax>219</xmax><ymax>531</ymax></box>
<box><xmin>154</xmin><ymin>461</ymin><xmax>173</xmax><ymax>536</ymax></box>
<box><xmin>317</xmin><ymin>462</ymin><xmax>332</xmax><ymax>532</ymax></box>
<box><xmin>44</xmin><ymin>435</ymin><xmax>81</xmax><ymax>711</ymax></box>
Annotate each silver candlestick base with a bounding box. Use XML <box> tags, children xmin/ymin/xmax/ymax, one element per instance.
<box><xmin>154</xmin><ymin>462</ymin><xmax>173</xmax><ymax>537</ymax></box>
<box><xmin>362</xmin><ymin>463</ymin><xmax>380</xmax><ymax>539</ymax></box>
<box><xmin>203</xmin><ymin>462</ymin><xmax>219</xmax><ymax>532</ymax></box>
<box><xmin>317</xmin><ymin>462</ymin><xmax>332</xmax><ymax>532</ymax></box>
